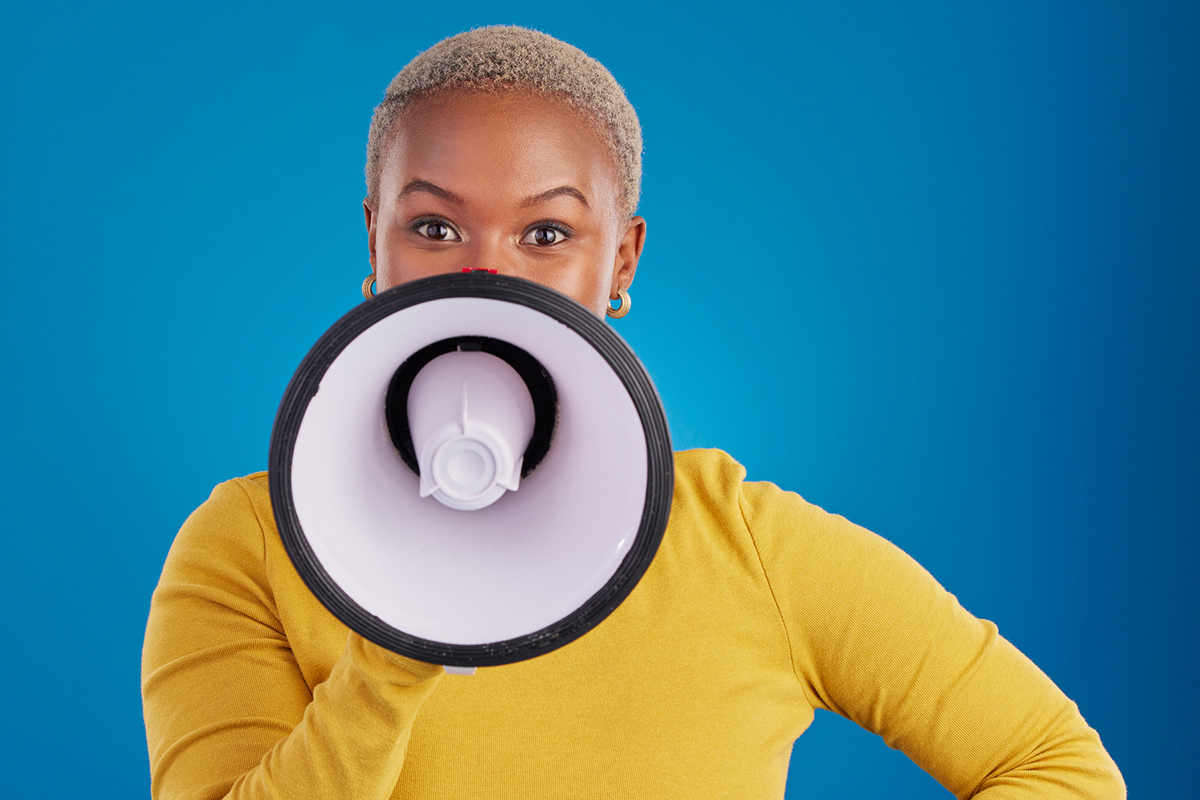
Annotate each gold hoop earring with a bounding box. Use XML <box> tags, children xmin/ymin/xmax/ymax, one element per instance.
<box><xmin>362</xmin><ymin>273</ymin><xmax>377</xmax><ymax>300</ymax></box>
<box><xmin>606</xmin><ymin>287</ymin><xmax>631</xmax><ymax>319</ymax></box>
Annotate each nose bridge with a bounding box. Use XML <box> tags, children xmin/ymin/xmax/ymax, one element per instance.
<box><xmin>464</xmin><ymin>228</ymin><xmax>521</xmax><ymax>277</ymax></box>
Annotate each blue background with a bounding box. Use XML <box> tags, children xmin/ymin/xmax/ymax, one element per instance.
<box><xmin>1</xmin><ymin>1</ymin><xmax>1195</xmax><ymax>797</ymax></box>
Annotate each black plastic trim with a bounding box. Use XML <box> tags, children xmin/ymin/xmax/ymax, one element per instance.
<box><xmin>384</xmin><ymin>335</ymin><xmax>558</xmax><ymax>480</ymax></box>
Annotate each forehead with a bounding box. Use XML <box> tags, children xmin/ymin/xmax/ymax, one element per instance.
<box><xmin>380</xmin><ymin>92</ymin><xmax>620</xmax><ymax>212</ymax></box>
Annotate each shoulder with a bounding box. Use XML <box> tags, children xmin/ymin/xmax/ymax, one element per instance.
<box><xmin>218</xmin><ymin>470</ymin><xmax>271</xmax><ymax>513</ymax></box>
<box><xmin>180</xmin><ymin>471</ymin><xmax>271</xmax><ymax>542</ymax></box>
<box><xmin>670</xmin><ymin>450</ymin><xmax>912</xmax><ymax>589</ymax></box>
<box><xmin>670</xmin><ymin>448</ymin><xmax>831</xmax><ymax>538</ymax></box>
<box><xmin>670</xmin><ymin>448</ymin><xmax>746</xmax><ymax>515</ymax></box>
<box><xmin>158</xmin><ymin>471</ymin><xmax>276</xmax><ymax>595</ymax></box>
<box><xmin>665</xmin><ymin>448</ymin><xmax>824</xmax><ymax>574</ymax></box>
<box><xmin>667</xmin><ymin>449</ymin><xmax>757</xmax><ymax>546</ymax></box>
<box><xmin>672</xmin><ymin>447</ymin><xmax>747</xmax><ymax>482</ymax></box>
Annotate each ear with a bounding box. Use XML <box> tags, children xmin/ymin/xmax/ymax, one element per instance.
<box><xmin>610</xmin><ymin>215</ymin><xmax>647</xmax><ymax>298</ymax></box>
<box><xmin>364</xmin><ymin>199</ymin><xmax>378</xmax><ymax>270</ymax></box>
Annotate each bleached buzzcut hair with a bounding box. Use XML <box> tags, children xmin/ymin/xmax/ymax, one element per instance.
<box><xmin>366</xmin><ymin>26</ymin><xmax>642</xmax><ymax>220</ymax></box>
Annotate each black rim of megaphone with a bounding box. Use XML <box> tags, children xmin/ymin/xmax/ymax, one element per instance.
<box><xmin>269</xmin><ymin>272</ymin><xmax>674</xmax><ymax>668</ymax></box>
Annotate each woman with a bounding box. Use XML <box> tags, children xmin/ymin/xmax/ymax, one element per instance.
<box><xmin>142</xmin><ymin>26</ymin><xmax>1125</xmax><ymax>799</ymax></box>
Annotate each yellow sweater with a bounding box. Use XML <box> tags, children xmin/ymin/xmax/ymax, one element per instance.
<box><xmin>142</xmin><ymin>449</ymin><xmax>1123</xmax><ymax>799</ymax></box>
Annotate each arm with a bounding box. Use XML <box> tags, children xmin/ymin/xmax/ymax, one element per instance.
<box><xmin>739</xmin><ymin>480</ymin><xmax>1124</xmax><ymax>799</ymax></box>
<box><xmin>142</xmin><ymin>479</ymin><xmax>444</xmax><ymax>800</ymax></box>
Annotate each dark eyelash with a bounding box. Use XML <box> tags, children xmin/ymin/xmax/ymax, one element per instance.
<box><xmin>528</xmin><ymin>220</ymin><xmax>573</xmax><ymax>237</ymax></box>
<box><xmin>409</xmin><ymin>215</ymin><xmax>456</xmax><ymax>232</ymax></box>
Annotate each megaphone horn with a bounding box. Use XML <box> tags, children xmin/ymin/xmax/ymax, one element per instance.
<box><xmin>269</xmin><ymin>272</ymin><xmax>673</xmax><ymax>667</ymax></box>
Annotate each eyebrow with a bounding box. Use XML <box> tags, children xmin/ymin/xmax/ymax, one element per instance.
<box><xmin>522</xmin><ymin>185</ymin><xmax>590</xmax><ymax>209</ymax></box>
<box><xmin>398</xmin><ymin>180</ymin><xmax>590</xmax><ymax>210</ymax></box>
<box><xmin>398</xmin><ymin>179</ymin><xmax>465</xmax><ymax>205</ymax></box>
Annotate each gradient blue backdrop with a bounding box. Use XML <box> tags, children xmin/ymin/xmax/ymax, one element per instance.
<box><xmin>2</xmin><ymin>2</ymin><xmax>1195</xmax><ymax>797</ymax></box>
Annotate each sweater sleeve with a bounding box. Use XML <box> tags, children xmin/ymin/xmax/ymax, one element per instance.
<box><xmin>141</xmin><ymin>479</ymin><xmax>445</xmax><ymax>800</ymax></box>
<box><xmin>738</xmin><ymin>479</ymin><xmax>1124</xmax><ymax>799</ymax></box>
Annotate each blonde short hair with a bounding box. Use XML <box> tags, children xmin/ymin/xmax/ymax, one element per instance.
<box><xmin>365</xmin><ymin>26</ymin><xmax>642</xmax><ymax>219</ymax></box>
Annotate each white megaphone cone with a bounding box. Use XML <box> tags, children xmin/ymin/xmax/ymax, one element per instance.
<box><xmin>409</xmin><ymin>350</ymin><xmax>535</xmax><ymax>510</ymax></box>
<box><xmin>270</xmin><ymin>272</ymin><xmax>673</xmax><ymax>668</ymax></box>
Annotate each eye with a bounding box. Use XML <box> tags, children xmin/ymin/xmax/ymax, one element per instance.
<box><xmin>411</xmin><ymin>217</ymin><xmax>462</xmax><ymax>242</ymax></box>
<box><xmin>521</xmin><ymin>222</ymin><xmax>572</xmax><ymax>246</ymax></box>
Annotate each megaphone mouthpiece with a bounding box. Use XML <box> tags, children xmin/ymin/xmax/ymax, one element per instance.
<box><xmin>410</xmin><ymin>350</ymin><xmax>534</xmax><ymax>511</ymax></box>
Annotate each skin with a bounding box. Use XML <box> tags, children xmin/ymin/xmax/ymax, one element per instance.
<box><xmin>364</xmin><ymin>91</ymin><xmax>646</xmax><ymax>317</ymax></box>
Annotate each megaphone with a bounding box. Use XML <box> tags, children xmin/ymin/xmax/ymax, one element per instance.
<box><xmin>269</xmin><ymin>272</ymin><xmax>673</xmax><ymax>668</ymax></box>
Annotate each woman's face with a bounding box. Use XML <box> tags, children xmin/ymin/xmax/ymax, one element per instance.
<box><xmin>366</xmin><ymin>92</ymin><xmax>646</xmax><ymax>317</ymax></box>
